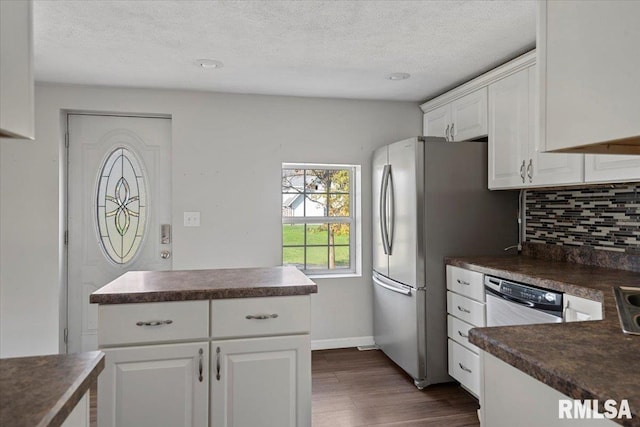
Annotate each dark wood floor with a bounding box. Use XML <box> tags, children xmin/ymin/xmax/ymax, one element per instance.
<box><xmin>312</xmin><ymin>348</ymin><xmax>480</xmax><ymax>427</ymax></box>
<box><xmin>91</xmin><ymin>347</ymin><xmax>480</xmax><ymax>427</ymax></box>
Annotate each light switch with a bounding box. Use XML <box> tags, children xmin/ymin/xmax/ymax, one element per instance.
<box><xmin>184</xmin><ymin>212</ymin><xmax>201</xmax><ymax>227</ymax></box>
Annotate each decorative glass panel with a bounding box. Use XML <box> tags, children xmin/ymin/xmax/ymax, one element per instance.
<box><xmin>97</xmin><ymin>147</ymin><xmax>147</xmax><ymax>264</ymax></box>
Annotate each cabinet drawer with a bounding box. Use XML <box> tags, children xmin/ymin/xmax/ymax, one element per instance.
<box><xmin>98</xmin><ymin>300</ymin><xmax>209</xmax><ymax>347</ymax></box>
<box><xmin>211</xmin><ymin>296</ymin><xmax>310</xmax><ymax>339</ymax></box>
<box><xmin>446</xmin><ymin>265</ymin><xmax>484</xmax><ymax>302</ymax></box>
<box><xmin>447</xmin><ymin>315</ymin><xmax>479</xmax><ymax>354</ymax></box>
<box><xmin>448</xmin><ymin>339</ymin><xmax>481</xmax><ymax>398</ymax></box>
<box><xmin>447</xmin><ymin>291</ymin><xmax>485</xmax><ymax>327</ymax></box>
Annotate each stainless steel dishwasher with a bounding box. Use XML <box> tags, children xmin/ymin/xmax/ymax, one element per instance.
<box><xmin>485</xmin><ymin>276</ymin><xmax>563</xmax><ymax>326</ymax></box>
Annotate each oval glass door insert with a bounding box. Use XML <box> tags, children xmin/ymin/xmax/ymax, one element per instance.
<box><xmin>96</xmin><ymin>146</ymin><xmax>147</xmax><ymax>264</ymax></box>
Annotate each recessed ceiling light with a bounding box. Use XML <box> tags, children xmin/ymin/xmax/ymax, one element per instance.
<box><xmin>195</xmin><ymin>59</ymin><xmax>224</xmax><ymax>69</ymax></box>
<box><xmin>386</xmin><ymin>72</ymin><xmax>411</xmax><ymax>81</ymax></box>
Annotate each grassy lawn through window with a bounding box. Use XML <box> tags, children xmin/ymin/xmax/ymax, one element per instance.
<box><xmin>283</xmin><ymin>224</ymin><xmax>350</xmax><ymax>269</ymax></box>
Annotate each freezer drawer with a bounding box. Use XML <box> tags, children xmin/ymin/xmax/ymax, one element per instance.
<box><xmin>373</xmin><ymin>274</ymin><xmax>424</xmax><ymax>382</ymax></box>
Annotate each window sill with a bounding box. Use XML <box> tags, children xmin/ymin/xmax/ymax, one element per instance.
<box><xmin>304</xmin><ymin>272</ymin><xmax>362</xmax><ymax>280</ymax></box>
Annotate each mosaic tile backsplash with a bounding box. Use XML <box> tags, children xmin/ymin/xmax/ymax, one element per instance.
<box><xmin>525</xmin><ymin>184</ymin><xmax>640</xmax><ymax>254</ymax></box>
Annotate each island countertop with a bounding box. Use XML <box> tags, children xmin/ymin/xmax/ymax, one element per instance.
<box><xmin>0</xmin><ymin>351</ymin><xmax>105</xmax><ymax>427</ymax></box>
<box><xmin>90</xmin><ymin>266</ymin><xmax>318</xmax><ymax>304</ymax></box>
<box><xmin>447</xmin><ymin>255</ymin><xmax>640</xmax><ymax>427</ymax></box>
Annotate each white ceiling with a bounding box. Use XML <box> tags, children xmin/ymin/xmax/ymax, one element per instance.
<box><xmin>33</xmin><ymin>0</ymin><xmax>536</xmax><ymax>102</ymax></box>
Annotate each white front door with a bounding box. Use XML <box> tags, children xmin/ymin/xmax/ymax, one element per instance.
<box><xmin>67</xmin><ymin>114</ymin><xmax>172</xmax><ymax>353</ymax></box>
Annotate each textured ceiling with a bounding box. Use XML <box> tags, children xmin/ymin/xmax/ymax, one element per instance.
<box><xmin>33</xmin><ymin>1</ymin><xmax>536</xmax><ymax>102</ymax></box>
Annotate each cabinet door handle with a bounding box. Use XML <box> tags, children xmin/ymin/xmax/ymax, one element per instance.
<box><xmin>457</xmin><ymin>305</ymin><xmax>471</xmax><ymax>314</ymax></box>
<box><xmin>216</xmin><ymin>346</ymin><xmax>221</xmax><ymax>381</ymax></box>
<box><xmin>444</xmin><ymin>124</ymin><xmax>450</xmax><ymax>142</ymax></box>
<box><xmin>458</xmin><ymin>330</ymin><xmax>469</xmax><ymax>339</ymax></box>
<box><xmin>456</xmin><ymin>279</ymin><xmax>470</xmax><ymax>286</ymax></box>
<box><xmin>245</xmin><ymin>313</ymin><xmax>279</xmax><ymax>320</ymax></box>
<box><xmin>136</xmin><ymin>319</ymin><xmax>173</xmax><ymax>327</ymax></box>
<box><xmin>450</xmin><ymin>123</ymin><xmax>455</xmax><ymax>142</ymax></box>
<box><xmin>527</xmin><ymin>159</ymin><xmax>533</xmax><ymax>183</ymax></box>
<box><xmin>459</xmin><ymin>363</ymin><xmax>472</xmax><ymax>373</ymax></box>
<box><xmin>198</xmin><ymin>348</ymin><xmax>203</xmax><ymax>382</ymax></box>
<box><xmin>520</xmin><ymin>160</ymin><xmax>526</xmax><ymax>183</ymax></box>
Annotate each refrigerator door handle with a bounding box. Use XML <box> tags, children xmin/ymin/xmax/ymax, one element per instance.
<box><xmin>373</xmin><ymin>274</ymin><xmax>412</xmax><ymax>296</ymax></box>
<box><xmin>380</xmin><ymin>164</ymin><xmax>391</xmax><ymax>255</ymax></box>
<box><xmin>387</xmin><ymin>166</ymin><xmax>394</xmax><ymax>254</ymax></box>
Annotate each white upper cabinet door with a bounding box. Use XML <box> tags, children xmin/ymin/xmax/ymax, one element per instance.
<box><xmin>0</xmin><ymin>0</ymin><xmax>34</xmax><ymax>140</ymax></box>
<box><xmin>450</xmin><ymin>88</ymin><xmax>488</xmax><ymax>142</ymax></box>
<box><xmin>488</xmin><ymin>69</ymin><xmax>529</xmax><ymax>189</ymax></box>
<box><xmin>539</xmin><ymin>1</ymin><xmax>640</xmax><ymax>152</ymax></box>
<box><xmin>584</xmin><ymin>155</ymin><xmax>640</xmax><ymax>183</ymax></box>
<box><xmin>529</xmin><ymin>65</ymin><xmax>583</xmax><ymax>187</ymax></box>
<box><xmin>423</xmin><ymin>104</ymin><xmax>451</xmax><ymax>140</ymax></box>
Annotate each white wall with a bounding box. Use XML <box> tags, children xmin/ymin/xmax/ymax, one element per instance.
<box><xmin>0</xmin><ymin>83</ymin><xmax>421</xmax><ymax>357</ymax></box>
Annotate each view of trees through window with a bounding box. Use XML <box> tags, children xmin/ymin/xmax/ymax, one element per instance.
<box><xmin>282</xmin><ymin>166</ymin><xmax>353</xmax><ymax>272</ymax></box>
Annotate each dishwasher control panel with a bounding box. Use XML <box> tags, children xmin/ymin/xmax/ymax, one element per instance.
<box><xmin>485</xmin><ymin>276</ymin><xmax>563</xmax><ymax>308</ymax></box>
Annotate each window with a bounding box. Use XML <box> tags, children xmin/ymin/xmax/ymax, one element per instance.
<box><xmin>282</xmin><ymin>163</ymin><xmax>360</xmax><ymax>276</ymax></box>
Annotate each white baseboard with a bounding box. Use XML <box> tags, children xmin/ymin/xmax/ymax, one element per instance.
<box><xmin>311</xmin><ymin>336</ymin><xmax>375</xmax><ymax>351</ymax></box>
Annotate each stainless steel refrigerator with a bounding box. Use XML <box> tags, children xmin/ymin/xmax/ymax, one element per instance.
<box><xmin>372</xmin><ymin>136</ymin><xmax>517</xmax><ymax>388</ymax></box>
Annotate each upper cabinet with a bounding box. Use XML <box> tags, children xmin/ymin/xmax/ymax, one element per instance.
<box><xmin>0</xmin><ymin>0</ymin><xmax>34</xmax><ymax>140</ymax></box>
<box><xmin>538</xmin><ymin>0</ymin><xmax>640</xmax><ymax>154</ymax></box>
<box><xmin>422</xmin><ymin>88</ymin><xmax>487</xmax><ymax>142</ymax></box>
<box><xmin>488</xmin><ymin>63</ymin><xmax>583</xmax><ymax>189</ymax></box>
<box><xmin>584</xmin><ymin>155</ymin><xmax>640</xmax><ymax>184</ymax></box>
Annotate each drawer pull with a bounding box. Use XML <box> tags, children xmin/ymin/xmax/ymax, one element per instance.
<box><xmin>216</xmin><ymin>347</ymin><xmax>221</xmax><ymax>381</ymax></box>
<box><xmin>198</xmin><ymin>348</ymin><xmax>203</xmax><ymax>382</ymax></box>
<box><xmin>245</xmin><ymin>313</ymin><xmax>279</xmax><ymax>320</ymax></box>
<box><xmin>459</xmin><ymin>363</ymin><xmax>472</xmax><ymax>373</ymax></box>
<box><xmin>136</xmin><ymin>319</ymin><xmax>173</xmax><ymax>327</ymax></box>
<box><xmin>458</xmin><ymin>330</ymin><xmax>469</xmax><ymax>339</ymax></box>
<box><xmin>457</xmin><ymin>279</ymin><xmax>470</xmax><ymax>286</ymax></box>
<box><xmin>457</xmin><ymin>306</ymin><xmax>471</xmax><ymax>314</ymax></box>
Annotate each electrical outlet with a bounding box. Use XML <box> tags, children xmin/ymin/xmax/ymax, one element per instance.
<box><xmin>184</xmin><ymin>212</ymin><xmax>200</xmax><ymax>227</ymax></box>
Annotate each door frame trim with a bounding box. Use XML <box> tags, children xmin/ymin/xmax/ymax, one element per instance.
<box><xmin>62</xmin><ymin>111</ymin><xmax>172</xmax><ymax>354</ymax></box>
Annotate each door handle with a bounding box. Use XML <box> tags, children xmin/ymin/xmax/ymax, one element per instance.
<box><xmin>386</xmin><ymin>168</ymin><xmax>394</xmax><ymax>255</ymax></box>
<box><xmin>445</xmin><ymin>124</ymin><xmax>450</xmax><ymax>142</ymax></box>
<box><xmin>373</xmin><ymin>275</ymin><xmax>412</xmax><ymax>296</ymax></box>
<box><xmin>198</xmin><ymin>348</ymin><xmax>203</xmax><ymax>382</ymax></box>
<box><xmin>450</xmin><ymin>123</ymin><xmax>455</xmax><ymax>142</ymax></box>
<box><xmin>527</xmin><ymin>159</ymin><xmax>533</xmax><ymax>183</ymax></box>
<box><xmin>216</xmin><ymin>346</ymin><xmax>221</xmax><ymax>381</ymax></box>
<box><xmin>457</xmin><ymin>305</ymin><xmax>471</xmax><ymax>314</ymax></box>
<box><xmin>380</xmin><ymin>165</ymin><xmax>391</xmax><ymax>255</ymax></box>
<box><xmin>520</xmin><ymin>160</ymin><xmax>526</xmax><ymax>183</ymax></box>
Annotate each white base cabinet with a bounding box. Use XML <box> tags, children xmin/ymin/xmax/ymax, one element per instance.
<box><xmin>97</xmin><ymin>295</ymin><xmax>313</xmax><ymax>427</ymax></box>
<box><xmin>61</xmin><ymin>392</ymin><xmax>90</xmax><ymax>427</ymax></box>
<box><xmin>563</xmin><ymin>294</ymin><xmax>603</xmax><ymax>323</ymax></box>
<box><xmin>99</xmin><ymin>342</ymin><xmax>209</xmax><ymax>427</ymax></box>
<box><xmin>211</xmin><ymin>335</ymin><xmax>311</xmax><ymax>427</ymax></box>
<box><xmin>481</xmin><ymin>352</ymin><xmax>618</xmax><ymax>427</ymax></box>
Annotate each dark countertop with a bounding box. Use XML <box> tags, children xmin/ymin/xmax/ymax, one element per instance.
<box><xmin>90</xmin><ymin>266</ymin><xmax>318</xmax><ymax>304</ymax></box>
<box><xmin>447</xmin><ymin>255</ymin><xmax>640</xmax><ymax>427</ymax></box>
<box><xmin>0</xmin><ymin>351</ymin><xmax>105</xmax><ymax>427</ymax></box>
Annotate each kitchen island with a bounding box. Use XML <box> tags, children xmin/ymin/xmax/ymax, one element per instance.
<box><xmin>90</xmin><ymin>266</ymin><xmax>317</xmax><ymax>427</ymax></box>
<box><xmin>446</xmin><ymin>253</ymin><xmax>640</xmax><ymax>427</ymax></box>
<box><xmin>0</xmin><ymin>351</ymin><xmax>105</xmax><ymax>427</ymax></box>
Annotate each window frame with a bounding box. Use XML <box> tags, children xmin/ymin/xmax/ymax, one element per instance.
<box><xmin>281</xmin><ymin>162</ymin><xmax>361</xmax><ymax>278</ymax></box>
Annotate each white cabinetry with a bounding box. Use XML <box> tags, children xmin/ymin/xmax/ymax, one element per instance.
<box><xmin>0</xmin><ymin>0</ymin><xmax>34</xmax><ymax>140</ymax></box>
<box><xmin>584</xmin><ymin>155</ymin><xmax>640</xmax><ymax>184</ymax></box>
<box><xmin>446</xmin><ymin>265</ymin><xmax>485</xmax><ymax>398</ymax></box>
<box><xmin>61</xmin><ymin>392</ymin><xmax>90</xmax><ymax>427</ymax></box>
<box><xmin>211</xmin><ymin>335</ymin><xmax>311</xmax><ymax>427</ymax></box>
<box><xmin>423</xmin><ymin>88</ymin><xmax>487</xmax><ymax>142</ymax></box>
<box><xmin>99</xmin><ymin>342</ymin><xmax>209</xmax><ymax>427</ymax></box>
<box><xmin>538</xmin><ymin>1</ymin><xmax>640</xmax><ymax>154</ymax></box>
<box><xmin>488</xmin><ymin>64</ymin><xmax>583</xmax><ymax>189</ymax></box>
<box><xmin>563</xmin><ymin>294</ymin><xmax>602</xmax><ymax>323</ymax></box>
<box><xmin>481</xmin><ymin>352</ymin><xmax>618</xmax><ymax>427</ymax></box>
<box><xmin>210</xmin><ymin>296</ymin><xmax>311</xmax><ymax>427</ymax></box>
<box><xmin>96</xmin><ymin>295</ymin><xmax>312</xmax><ymax>427</ymax></box>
